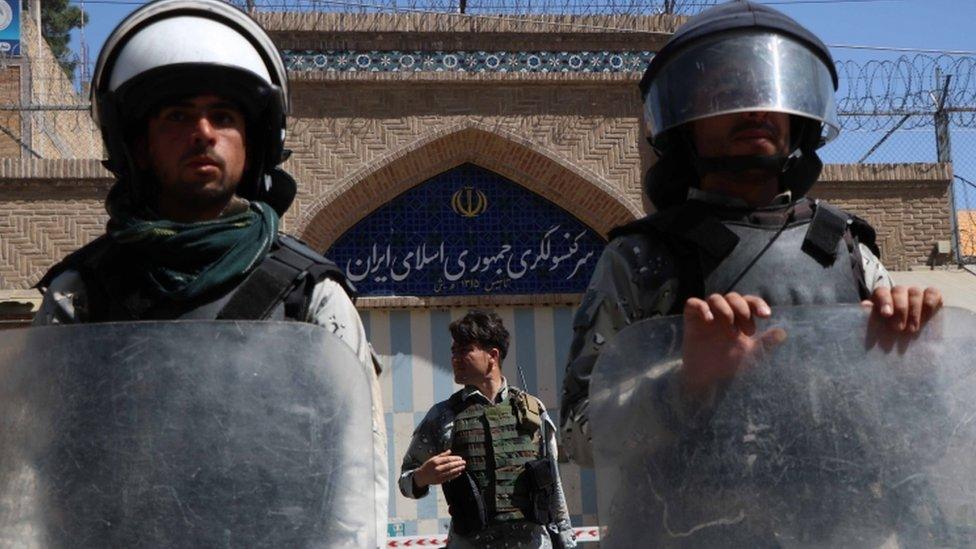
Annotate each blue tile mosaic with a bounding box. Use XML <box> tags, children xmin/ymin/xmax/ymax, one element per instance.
<box><xmin>326</xmin><ymin>164</ymin><xmax>606</xmax><ymax>297</ymax></box>
<box><xmin>283</xmin><ymin>49</ymin><xmax>653</xmax><ymax>73</ymax></box>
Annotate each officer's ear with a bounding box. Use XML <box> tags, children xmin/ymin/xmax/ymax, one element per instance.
<box><xmin>487</xmin><ymin>347</ymin><xmax>501</xmax><ymax>368</ymax></box>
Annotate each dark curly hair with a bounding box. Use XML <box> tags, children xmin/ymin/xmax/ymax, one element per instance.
<box><xmin>449</xmin><ymin>310</ymin><xmax>510</xmax><ymax>361</ymax></box>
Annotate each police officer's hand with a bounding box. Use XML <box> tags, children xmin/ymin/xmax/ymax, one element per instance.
<box><xmin>680</xmin><ymin>293</ymin><xmax>787</xmax><ymax>399</ymax></box>
<box><xmin>414</xmin><ymin>450</ymin><xmax>466</xmax><ymax>489</ymax></box>
<box><xmin>863</xmin><ymin>285</ymin><xmax>943</xmax><ymax>334</ymax></box>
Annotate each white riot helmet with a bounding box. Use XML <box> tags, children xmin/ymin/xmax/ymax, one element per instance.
<box><xmin>92</xmin><ymin>0</ymin><xmax>293</xmax><ymax>214</ymax></box>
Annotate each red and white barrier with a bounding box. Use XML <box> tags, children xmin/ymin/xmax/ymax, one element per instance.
<box><xmin>387</xmin><ymin>536</ymin><xmax>447</xmax><ymax>547</ymax></box>
<box><xmin>572</xmin><ymin>527</ymin><xmax>600</xmax><ymax>542</ymax></box>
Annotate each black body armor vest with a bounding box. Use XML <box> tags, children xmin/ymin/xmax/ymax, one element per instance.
<box><xmin>611</xmin><ymin>197</ymin><xmax>878</xmax><ymax>313</ymax></box>
<box><xmin>37</xmin><ymin>234</ymin><xmax>350</xmax><ymax>322</ymax></box>
<box><xmin>705</xmin><ymin>218</ymin><xmax>863</xmax><ymax>305</ymax></box>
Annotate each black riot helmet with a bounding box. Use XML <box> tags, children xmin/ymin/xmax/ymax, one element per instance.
<box><xmin>639</xmin><ymin>0</ymin><xmax>840</xmax><ymax>210</ymax></box>
<box><xmin>91</xmin><ymin>0</ymin><xmax>296</xmax><ymax>215</ymax></box>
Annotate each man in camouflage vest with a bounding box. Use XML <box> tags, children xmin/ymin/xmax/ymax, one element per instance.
<box><xmin>399</xmin><ymin>311</ymin><xmax>575</xmax><ymax>548</ymax></box>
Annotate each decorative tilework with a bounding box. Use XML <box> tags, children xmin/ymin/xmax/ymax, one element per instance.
<box><xmin>283</xmin><ymin>49</ymin><xmax>653</xmax><ymax>73</ymax></box>
<box><xmin>326</xmin><ymin>164</ymin><xmax>606</xmax><ymax>297</ymax></box>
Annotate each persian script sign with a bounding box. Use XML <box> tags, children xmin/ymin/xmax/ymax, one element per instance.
<box><xmin>327</xmin><ymin>164</ymin><xmax>606</xmax><ymax>297</ymax></box>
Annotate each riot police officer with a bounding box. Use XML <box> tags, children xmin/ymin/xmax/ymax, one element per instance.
<box><xmin>560</xmin><ymin>0</ymin><xmax>944</xmax><ymax>467</ymax></box>
<box><xmin>32</xmin><ymin>0</ymin><xmax>387</xmax><ymax>544</ymax></box>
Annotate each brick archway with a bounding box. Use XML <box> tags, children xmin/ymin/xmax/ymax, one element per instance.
<box><xmin>296</xmin><ymin>122</ymin><xmax>641</xmax><ymax>250</ymax></box>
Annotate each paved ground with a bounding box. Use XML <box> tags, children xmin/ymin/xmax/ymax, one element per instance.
<box><xmin>890</xmin><ymin>268</ymin><xmax>976</xmax><ymax>312</ymax></box>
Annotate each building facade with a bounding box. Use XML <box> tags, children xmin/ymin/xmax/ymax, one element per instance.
<box><xmin>0</xmin><ymin>10</ymin><xmax>957</xmax><ymax>538</ymax></box>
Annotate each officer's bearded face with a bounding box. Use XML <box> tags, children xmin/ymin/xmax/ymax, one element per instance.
<box><xmin>451</xmin><ymin>341</ymin><xmax>499</xmax><ymax>386</ymax></box>
<box><xmin>135</xmin><ymin>94</ymin><xmax>248</xmax><ymax>222</ymax></box>
<box><xmin>691</xmin><ymin>111</ymin><xmax>790</xmax><ymax>159</ymax></box>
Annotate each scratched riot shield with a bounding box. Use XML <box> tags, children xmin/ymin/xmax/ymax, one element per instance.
<box><xmin>0</xmin><ymin>321</ymin><xmax>376</xmax><ymax>548</ymax></box>
<box><xmin>590</xmin><ymin>305</ymin><xmax>976</xmax><ymax>548</ymax></box>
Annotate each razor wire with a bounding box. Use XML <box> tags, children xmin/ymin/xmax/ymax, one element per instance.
<box><xmin>18</xmin><ymin>53</ymin><xmax>974</xmax><ymax>128</ymax></box>
<box><xmin>3</xmin><ymin>53</ymin><xmax>976</xmax><ymax>152</ymax></box>
<box><xmin>836</xmin><ymin>54</ymin><xmax>976</xmax><ymax>130</ymax></box>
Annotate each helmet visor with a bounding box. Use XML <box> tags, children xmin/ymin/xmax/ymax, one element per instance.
<box><xmin>644</xmin><ymin>32</ymin><xmax>839</xmax><ymax>145</ymax></box>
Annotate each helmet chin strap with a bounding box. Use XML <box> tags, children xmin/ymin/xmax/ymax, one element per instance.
<box><xmin>693</xmin><ymin>149</ymin><xmax>801</xmax><ymax>179</ymax></box>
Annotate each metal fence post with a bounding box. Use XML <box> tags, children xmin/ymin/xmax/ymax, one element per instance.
<box><xmin>935</xmin><ymin>72</ymin><xmax>953</xmax><ymax>163</ymax></box>
<box><xmin>934</xmin><ymin>71</ymin><xmax>962</xmax><ymax>265</ymax></box>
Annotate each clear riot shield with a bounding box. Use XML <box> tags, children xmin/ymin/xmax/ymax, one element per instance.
<box><xmin>0</xmin><ymin>321</ymin><xmax>376</xmax><ymax>548</ymax></box>
<box><xmin>590</xmin><ymin>305</ymin><xmax>976</xmax><ymax>548</ymax></box>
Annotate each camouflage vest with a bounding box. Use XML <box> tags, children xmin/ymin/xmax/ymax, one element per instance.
<box><xmin>451</xmin><ymin>390</ymin><xmax>540</xmax><ymax>523</ymax></box>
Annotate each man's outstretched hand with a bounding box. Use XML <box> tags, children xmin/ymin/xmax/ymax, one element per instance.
<box><xmin>680</xmin><ymin>292</ymin><xmax>787</xmax><ymax>399</ymax></box>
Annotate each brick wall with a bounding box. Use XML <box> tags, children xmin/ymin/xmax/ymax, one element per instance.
<box><xmin>813</xmin><ymin>163</ymin><xmax>953</xmax><ymax>271</ymax></box>
<box><xmin>0</xmin><ymin>160</ymin><xmax>950</xmax><ymax>291</ymax></box>
<box><xmin>0</xmin><ymin>160</ymin><xmax>112</xmax><ymax>289</ymax></box>
<box><xmin>284</xmin><ymin>81</ymin><xmax>649</xmax><ymax>248</ymax></box>
<box><xmin>0</xmin><ymin>65</ymin><xmax>22</xmax><ymax>158</ymax></box>
<box><xmin>0</xmin><ymin>14</ymin><xmax>956</xmax><ymax>293</ymax></box>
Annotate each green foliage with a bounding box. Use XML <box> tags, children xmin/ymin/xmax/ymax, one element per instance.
<box><xmin>40</xmin><ymin>0</ymin><xmax>88</xmax><ymax>77</ymax></box>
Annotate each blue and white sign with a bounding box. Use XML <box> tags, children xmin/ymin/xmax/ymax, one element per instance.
<box><xmin>0</xmin><ymin>0</ymin><xmax>20</xmax><ymax>56</ymax></box>
<box><xmin>327</xmin><ymin>164</ymin><xmax>606</xmax><ymax>297</ymax></box>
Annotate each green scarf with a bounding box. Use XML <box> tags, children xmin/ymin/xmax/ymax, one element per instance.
<box><xmin>106</xmin><ymin>195</ymin><xmax>279</xmax><ymax>302</ymax></box>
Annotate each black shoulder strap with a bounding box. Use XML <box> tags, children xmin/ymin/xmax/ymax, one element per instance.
<box><xmin>609</xmin><ymin>202</ymin><xmax>739</xmax><ymax>307</ymax></box>
<box><xmin>216</xmin><ymin>244</ymin><xmax>313</xmax><ymax>320</ymax></box>
<box><xmin>278</xmin><ymin>234</ymin><xmax>353</xmax><ymax>292</ymax></box>
<box><xmin>216</xmin><ymin>234</ymin><xmax>349</xmax><ymax>321</ymax></box>
<box><xmin>277</xmin><ymin>234</ymin><xmax>353</xmax><ymax>318</ymax></box>
<box><xmin>611</xmin><ymin>202</ymin><xmax>739</xmax><ymax>262</ymax></box>
<box><xmin>802</xmin><ymin>200</ymin><xmax>851</xmax><ymax>266</ymax></box>
<box><xmin>800</xmin><ymin>200</ymin><xmax>880</xmax><ymax>300</ymax></box>
<box><xmin>850</xmin><ymin>215</ymin><xmax>880</xmax><ymax>257</ymax></box>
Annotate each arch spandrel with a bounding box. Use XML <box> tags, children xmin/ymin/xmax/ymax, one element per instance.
<box><xmin>295</xmin><ymin>124</ymin><xmax>642</xmax><ymax>252</ymax></box>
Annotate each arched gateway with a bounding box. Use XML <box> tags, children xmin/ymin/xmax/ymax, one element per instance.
<box><xmin>304</xmin><ymin>147</ymin><xmax>635</xmax><ymax>534</ymax></box>
<box><xmin>262</xmin><ymin>9</ymin><xmax>666</xmax><ymax>539</ymax></box>
<box><xmin>296</xmin><ymin>125</ymin><xmax>641</xmax><ymax>252</ymax></box>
